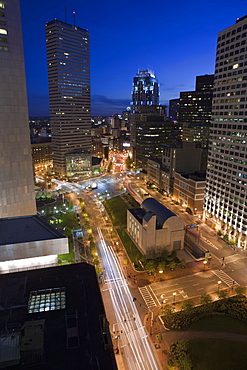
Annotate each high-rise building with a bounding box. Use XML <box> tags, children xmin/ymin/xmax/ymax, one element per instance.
<box><xmin>130</xmin><ymin>105</ymin><xmax>178</xmax><ymax>170</ymax></box>
<box><xmin>46</xmin><ymin>20</ymin><xmax>91</xmax><ymax>176</ymax></box>
<box><xmin>131</xmin><ymin>69</ymin><xmax>159</xmax><ymax>106</ymax></box>
<box><xmin>169</xmin><ymin>98</ymin><xmax>180</xmax><ymax>120</ymax></box>
<box><xmin>0</xmin><ymin>0</ymin><xmax>37</xmax><ymax>218</ymax></box>
<box><xmin>0</xmin><ymin>0</ymin><xmax>68</xmax><ymax>273</ymax></box>
<box><xmin>204</xmin><ymin>15</ymin><xmax>247</xmax><ymax>248</ymax></box>
<box><xmin>179</xmin><ymin>74</ymin><xmax>214</xmax><ymax>147</ymax></box>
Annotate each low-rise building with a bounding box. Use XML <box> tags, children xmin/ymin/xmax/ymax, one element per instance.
<box><xmin>173</xmin><ymin>171</ymin><xmax>206</xmax><ymax>216</ymax></box>
<box><xmin>127</xmin><ymin>198</ymin><xmax>184</xmax><ymax>257</ymax></box>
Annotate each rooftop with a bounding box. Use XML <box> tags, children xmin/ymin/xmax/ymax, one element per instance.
<box><xmin>0</xmin><ymin>263</ymin><xmax>117</xmax><ymax>370</ymax></box>
<box><xmin>0</xmin><ymin>215</ymin><xmax>66</xmax><ymax>246</ymax></box>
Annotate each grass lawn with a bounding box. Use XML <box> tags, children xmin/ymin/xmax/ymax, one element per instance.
<box><xmin>58</xmin><ymin>237</ymin><xmax>75</xmax><ymax>264</ymax></box>
<box><xmin>104</xmin><ymin>196</ymin><xmax>128</xmax><ymax>226</ymax></box>
<box><xmin>117</xmin><ymin>228</ymin><xmax>143</xmax><ymax>270</ymax></box>
<box><xmin>189</xmin><ymin>338</ymin><xmax>247</xmax><ymax>370</ymax></box>
<box><xmin>188</xmin><ymin>315</ymin><xmax>247</xmax><ymax>335</ymax></box>
<box><xmin>51</xmin><ymin>211</ymin><xmax>80</xmax><ymax>230</ymax></box>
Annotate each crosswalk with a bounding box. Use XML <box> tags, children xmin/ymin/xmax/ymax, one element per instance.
<box><xmin>212</xmin><ymin>269</ymin><xmax>239</xmax><ymax>287</ymax></box>
<box><xmin>138</xmin><ymin>286</ymin><xmax>157</xmax><ymax>309</ymax></box>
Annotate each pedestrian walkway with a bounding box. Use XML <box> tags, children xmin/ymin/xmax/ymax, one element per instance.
<box><xmin>139</xmin><ymin>286</ymin><xmax>158</xmax><ymax>309</ymax></box>
<box><xmin>212</xmin><ymin>269</ymin><xmax>239</xmax><ymax>287</ymax></box>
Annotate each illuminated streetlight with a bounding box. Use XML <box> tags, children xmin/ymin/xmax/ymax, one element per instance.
<box><xmin>173</xmin><ymin>292</ymin><xmax>176</xmax><ymax>304</ymax></box>
<box><xmin>218</xmin><ymin>281</ymin><xmax>221</xmax><ymax>291</ymax></box>
<box><xmin>203</xmin><ymin>260</ymin><xmax>207</xmax><ymax>271</ymax></box>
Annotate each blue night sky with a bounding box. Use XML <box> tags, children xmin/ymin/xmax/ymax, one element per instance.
<box><xmin>20</xmin><ymin>0</ymin><xmax>247</xmax><ymax>117</ymax></box>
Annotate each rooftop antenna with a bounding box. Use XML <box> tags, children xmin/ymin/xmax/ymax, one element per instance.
<box><xmin>72</xmin><ymin>11</ymin><xmax>76</xmax><ymax>27</ymax></box>
<box><xmin>65</xmin><ymin>6</ymin><xmax>67</xmax><ymax>23</ymax></box>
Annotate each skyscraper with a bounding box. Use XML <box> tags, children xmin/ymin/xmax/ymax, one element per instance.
<box><xmin>204</xmin><ymin>15</ymin><xmax>247</xmax><ymax>248</ymax></box>
<box><xmin>0</xmin><ymin>0</ymin><xmax>37</xmax><ymax>218</ymax></box>
<box><xmin>46</xmin><ymin>20</ymin><xmax>91</xmax><ymax>176</ymax></box>
<box><xmin>131</xmin><ymin>69</ymin><xmax>159</xmax><ymax>106</ymax></box>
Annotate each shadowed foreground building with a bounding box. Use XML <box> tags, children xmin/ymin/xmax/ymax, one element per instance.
<box><xmin>0</xmin><ymin>263</ymin><xmax>117</xmax><ymax>369</ymax></box>
<box><xmin>0</xmin><ymin>0</ymin><xmax>68</xmax><ymax>273</ymax></box>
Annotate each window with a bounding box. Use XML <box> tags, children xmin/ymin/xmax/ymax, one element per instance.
<box><xmin>0</xmin><ymin>3</ymin><xmax>4</xmax><ymax>9</ymax></box>
<box><xmin>0</xmin><ymin>28</ymin><xmax>6</xmax><ymax>34</ymax></box>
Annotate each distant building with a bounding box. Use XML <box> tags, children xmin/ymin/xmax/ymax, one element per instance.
<box><xmin>31</xmin><ymin>138</ymin><xmax>53</xmax><ymax>171</ymax></box>
<box><xmin>169</xmin><ymin>98</ymin><xmax>180</xmax><ymax>120</ymax></box>
<box><xmin>46</xmin><ymin>19</ymin><xmax>91</xmax><ymax>177</ymax></box>
<box><xmin>131</xmin><ymin>69</ymin><xmax>159</xmax><ymax>106</ymax></box>
<box><xmin>173</xmin><ymin>171</ymin><xmax>206</xmax><ymax>216</ymax></box>
<box><xmin>127</xmin><ymin>198</ymin><xmax>184</xmax><ymax>257</ymax></box>
<box><xmin>179</xmin><ymin>75</ymin><xmax>214</xmax><ymax>169</ymax></box>
<box><xmin>130</xmin><ymin>105</ymin><xmax>178</xmax><ymax>170</ymax></box>
<box><xmin>204</xmin><ymin>15</ymin><xmax>247</xmax><ymax>248</ymax></box>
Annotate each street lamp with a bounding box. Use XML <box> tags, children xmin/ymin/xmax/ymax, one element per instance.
<box><xmin>203</xmin><ymin>260</ymin><xmax>207</xmax><ymax>271</ymax></box>
<box><xmin>173</xmin><ymin>292</ymin><xmax>176</xmax><ymax>305</ymax></box>
<box><xmin>159</xmin><ymin>270</ymin><xmax>163</xmax><ymax>282</ymax></box>
<box><xmin>218</xmin><ymin>280</ymin><xmax>221</xmax><ymax>291</ymax></box>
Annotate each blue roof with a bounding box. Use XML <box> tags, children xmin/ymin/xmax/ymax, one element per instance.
<box><xmin>141</xmin><ymin>198</ymin><xmax>176</xmax><ymax>228</ymax></box>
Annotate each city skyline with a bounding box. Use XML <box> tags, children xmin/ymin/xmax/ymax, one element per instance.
<box><xmin>20</xmin><ymin>0</ymin><xmax>246</xmax><ymax>116</ymax></box>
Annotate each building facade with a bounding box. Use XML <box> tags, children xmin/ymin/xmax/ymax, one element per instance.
<box><xmin>204</xmin><ymin>15</ymin><xmax>247</xmax><ymax>248</ymax></box>
<box><xmin>0</xmin><ymin>0</ymin><xmax>37</xmax><ymax>218</ymax></box>
<box><xmin>46</xmin><ymin>20</ymin><xmax>91</xmax><ymax>176</ymax></box>
<box><xmin>161</xmin><ymin>141</ymin><xmax>202</xmax><ymax>195</ymax></box>
<box><xmin>173</xmin><ymin>171</ymin><xmax>206</xmax><ymax>216</ymax></box>
<box><xmin>131</xmin><ymin>69</ymin><xmax>159</xmax><ymax>106</ymax></box>
<box><xmin>127</xmin><ymin>198</ymin><xmax>184</xmax><ymax>257</ymax></box>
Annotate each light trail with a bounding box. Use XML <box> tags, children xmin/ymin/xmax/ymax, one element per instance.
<box><xmin>97</xmin><ymin>227</ymin><xmax>159</xmax><ymax>370</ymax></box>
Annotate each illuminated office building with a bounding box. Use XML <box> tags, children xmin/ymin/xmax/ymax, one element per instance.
<box><xmin>46</xmin><ymin>19</ymin><xmax>91</xmax><ymax>176</ymax></box>
<box><xmin>204</xmin><ymin>15</ymin><xmax>247</xmax><ymax>248</ymax></box>
<box><xmin>131</xmin><ymin>69</ymin><xmax>159</xmax><ymax>106</ymax></box>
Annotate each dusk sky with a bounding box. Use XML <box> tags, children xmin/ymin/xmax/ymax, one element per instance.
<box><xmin>20</xmin><ymin>0</ymin><xmax>247</xmax><ymax>117</ymax></box>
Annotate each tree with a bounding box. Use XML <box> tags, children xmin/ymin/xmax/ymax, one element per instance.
<box><xmin>157</xmin><ymin>262</ymin><xmax>165</xmax><ymax>272</ymax></box>
<box><xmin>180</xmin><ymin>258</ymin><xmax>187</xmax><ymax>268</ymax></box>
<box><xmin>145</xmin><ymin>260</ymin><xmax>155</xmax><ymax>274</ymax></box>
<box><xmin>157</xmin><ymin>333</ymin><xmax>163</xmax><ymax>344</ymax></box>
<box><xmin>169</xmin><ymin>261</ymin><xmax>176</xmax><ymax>270</ymax></box>
<box><xmin>181</xmin><ymin>299</ymin><xmax>194</xmax><ymax>311</ymax></box>
<box><xmin>162</xmin><ymin>304</ymin><xmax>175</xmax><ymax>317</ymax></box>
<box><xmin>223</xmin><ymin>234</ymin><xmax>229</xmax><ymax>242</ymax></box>
<box><xmin>161</xmin><ymin>249</ymin><xmax>168</xmax><ymax>261</ymax></box>
<box><xmin>217</xmin><ymin>289</ymin><xmax>229</xmax><ymax>299</ymax></box>
<box><xmin>200</xmin><ymin>293</ymin><xmax>212</xmax><ymax>305</ymax></box>
<box><xmin>235</xmin><ymin>286</ymin><xmax>246</xmax><ymax>296</ymax></box>
<box><xmin>152</xmin><ymin>250</ymin><xmax>157</xmax><ymax>260</ymax></box>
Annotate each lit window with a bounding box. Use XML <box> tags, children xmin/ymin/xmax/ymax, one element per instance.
<box><xmin>0</xmin><ymin>3</ymin><xmax>4</xmax><ymax>9</ymax></box>
<box><xmin>0</xmin><ymin>28</ymin><xmax>7</xmax><ymax>34</ymax></box>
<box><xmin>233</xmin><ymin>63</ymin><xmax>239</xmax><ymax>69</ymax></box>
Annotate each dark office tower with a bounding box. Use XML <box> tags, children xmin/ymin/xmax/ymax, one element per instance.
<box><xmin>179</xmin><ymin>75</ymin><xmax>214</xmax><ymax>146</ymax></box>
<box><xmin>204</xmin><ymin>15</ymin><xmax>247</xmax><ymax>249</ymax></box>
<box><xmin>169</xmin><ymin>98</ymin><xmax>180</xmax><ymax>120</ymax></box>
<box><xmin>46</xmin><ymin>20</ymin><xmax>91</xmax><ymax>177</ymax></box>
<box><xmin>130</xmin><ymin>105</ymin><xmax>177</xmax><ymax>170</ymax></box>
<box><xmin>131</xmin><ymin>69</ymin><xmax>159</xmax><ymax>106</ymax></box>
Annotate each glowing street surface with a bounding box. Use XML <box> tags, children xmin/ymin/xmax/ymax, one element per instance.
<box><xmin>97</xmin><ymin>227</ymin><xmax>159</xmax><ymax>370</ymax></box>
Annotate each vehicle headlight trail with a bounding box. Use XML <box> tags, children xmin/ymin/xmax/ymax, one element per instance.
<box><xmin>97</xmin><ymin>227</ymin><xmax>159</xmax><ymax>370</ymax></box>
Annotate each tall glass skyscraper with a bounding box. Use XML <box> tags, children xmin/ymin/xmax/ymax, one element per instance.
<box><xmin>204</xmin><ymin>15</ymin><xmax>247</xmax><ymax>248</ymax></box>
<box><xmin>131</xmin><ymin>69</ymin><xmax>159</xmax><ymax>106</ymax></box>
<box><xmin>46</xmin><ymin>20</ymin><xmax>91</xmax><ymax>176</ymax></box>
